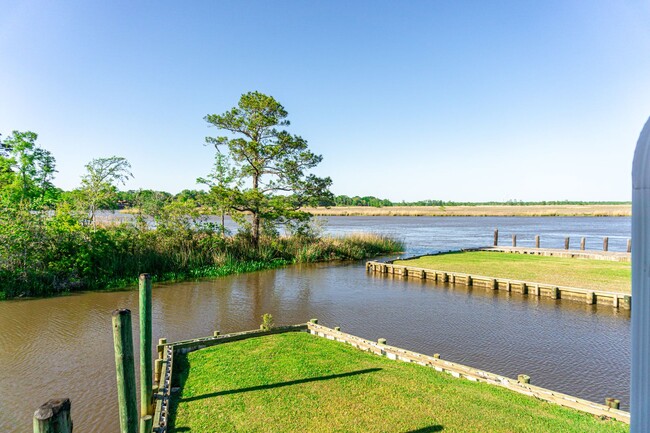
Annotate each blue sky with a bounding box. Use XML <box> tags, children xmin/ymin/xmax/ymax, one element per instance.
<box><xmin>1</xmin><ymin>1</ymin><xmax>649</xmax><ymax>201</ymax></box>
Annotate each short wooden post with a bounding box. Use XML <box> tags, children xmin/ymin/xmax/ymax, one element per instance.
<box><xmin>154</xmin><ymin>359</ymin><xmax>164</xmax><ymax>384</ymax></box>
<box><xmin>521</xmin><ymin>283</ymin><xmax>528</xmax><ymax>295</ymax></box>
<box><xmin>564</xmin><ymin>237</ymin><xmax>570</xmax><ymax>250</ymax></box>
<box><xmin>33</xmin><ymin>398</ymin><xmax>72</xmax><ymax>433</ymax></box>
<box><xmin>433</xmin><ymin>353</ymin><xmax>440</xmax><ymax>359</ymax></box>
<box><xmin>580</xmin><ymin>237</ymin><xmax>586</xmax><ymax>250</ymax></box>
<box><xmin>403</xmin><ymin>268</ymin><xmax>408</xmax><ymax>278</ymax></box>
<box><xmin>139</xmin><ymin>415</ymin><xmax>152</xmax><ymax>433</ymax></box>
<box><xmin>310</xmin><ymin>318</ymin><xmax>318</xmax><ymax>324</ymax></box>
<box><xmin>512</xmin><ymin>234</ymin><xmax>517</xmax><ymax>247</ymax></box>
<box><xmin>139</xmin><ymin>274</ymin><xmax>153</xmax><ymax>417</ymax></box>
<box><xmin>628</xmin><ymin>238</ymin><xmax>632</xmax><ymax>253</ymax></box>
<box><xmin>603</xmin><ymin>237</ymin><xmax>609</xmax><ymax>251</ymax></box>
<box><xmin>506</xmin><ymin>281</ymin><xmax>511</xmax><ymax>292</ymax></box>
<box><xmin>586</xmin><ymin>291</ymin><xmax>595</xmax><ymax>305</ymax></box>
<box><xmin>466</xmin><ymin>275</ymin><xmax>472</xmax><ymax>286</ymax></box>
<box><xmin>613</xmin><ymin>295</ymin><xmax>619</xmax><ymax>309</ymax></box>
<box><xmin>490</xmin><ymin>279</ymin><xmax>497</xmax><ymax>290</ymax></box>
<box><xmin>441</xmin><ymin>272</ymin><xmax>448</xmax><ymax>282</ymax></box>
<box><xmin>517</xmin><ymin>374</ymin><xmax>530</xmax><ymax>384</ymax></box>
<box><xmin>157</xmin><ymin>338</ymin><xmax>167</xmax><ymax>360</ymax></box>
<box><xmin>493</xmin><ymin>228</ymin><xmax>499</xmax><ymax>246</ymax></box>
<box><xmin>606</xmin><ymin>398</ymin><xmax>621</xmax><ymax>409</ymax></box>
<box><xmin>535</xmin><ymin>235</ymin><xmax>540</xmax><ymax>248</ymax></box>
<box><xmin>213</xmin><ymin>331</ymin><xmax>220</xmax><ymax>337</ymax></box>
<box><xmin>623</xmin><ymin>295</ymin><xmax>632</xmax><ymax>310</ymax></box>
<box><xmin>112</xmin><ymin>309</ymin><xmax>138</xmax><ymax>433</ymax></box>
<box><xmin>378</xmin><ymin>338</ymin><xmax>387</xmax><ymax>345</ymax></box>
<box><xmin>551</xmin><ymin>287</ymin><xmax>559</xmax><ymax>299</ymax></box>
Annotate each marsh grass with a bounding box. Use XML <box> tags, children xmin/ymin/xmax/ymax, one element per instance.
<box><xmin>168</xmin><ymin>332</ymin><xmax>627</xmax><ymax>433</ymax></box>
<box><xmin>303</xmin><ymin>204</ymin><xmax>631</xmax><ymax>217</ymax></box>
<box><xmin>396</xmin><ymin>251</ymin><xmax>631</xmax><ymax>293</ymax></box>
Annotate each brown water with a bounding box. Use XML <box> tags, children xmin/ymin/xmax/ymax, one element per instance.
<box><xmin>0</xmin><ymin>217</ymin><xmax>632</xmax><ymax>432</ymax></box>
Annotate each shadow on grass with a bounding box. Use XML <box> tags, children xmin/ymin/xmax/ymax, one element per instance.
<box><xmin>167</xmin><ymin>353</ymin><xmax>382</xmax><ymax>431</ymax></box>
<box><xmin>405</xmin><ymin>426</ymin><xmax>443</xmax><ymax>433</ymax></box>
<box><xmin>179</xmin><ymin>367</ymin><xmax>383</xmax><ymax>403</ymax></box>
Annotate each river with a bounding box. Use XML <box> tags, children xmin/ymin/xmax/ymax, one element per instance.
<box><xmin>0</xmin><ymin>216</ymin><xmax>631</xmax><ymax>432</ymax></box>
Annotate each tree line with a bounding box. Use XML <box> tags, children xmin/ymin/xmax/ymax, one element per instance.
<box><xmin>0</xmin><ymin>91</ymin><xmax>401</xmax><ymax>299</ymax></box>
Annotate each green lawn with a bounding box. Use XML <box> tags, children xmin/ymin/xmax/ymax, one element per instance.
<box><xmin>168</xmin><ymin>332</ymin><xmax>627</xmax><ymax>433</ymax></box>
<box><xmin>395</xmin><ymin>251</ymin><xmax>631</xmax><ymax>293</ymax></box>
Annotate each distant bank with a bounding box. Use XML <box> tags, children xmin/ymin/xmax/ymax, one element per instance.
<box><xmin>302</xmin><ymin>204</ymin><xmax>631</xmax><ymax>217</ymax></box>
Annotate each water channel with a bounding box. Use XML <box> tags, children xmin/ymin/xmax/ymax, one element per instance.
<box><xmin>0</xmin><ymin>216</ymin><xmax>631</xmax><ymax>432</ymax></box>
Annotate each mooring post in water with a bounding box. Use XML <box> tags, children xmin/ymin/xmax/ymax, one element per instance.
<box><xmin>580</xmin><ymin>237</ymin><xmax>586</xmax><ymax>250</ymax></box>
<box><xmin>628</xmin><ymin>238</ymin><xmax>633</xmax><ymax>253</ymax></box>
<box><xmin>139</xmin><ymin>274</ymin><xmax>153</xmax><ymax>416</ymax></box>
<box><xmin>603</xmin><ymin>237</ymin><xmax>609</xmax><ymax>252</ymax></box>
<box><xmin>512</xmin><ymin>234</ymin><xmax>516</xmax><ymax>247</ymax></box>
<box><xmin>631</xmin><ymin>116</ymin><xmax>650</xmax><ymax>431</ymax></box>
<box><xmin>112</xmin><ymin>309</ymin><xmax>138</xmax><ymax>433</ymax></box>
<box><xmin>33</xmin><ymin>398</ymin><xmax>72</xmax><ymax>433</ymax></box>
<box><xmin>564</xmin><ymin>237</ymin><xmax>570</xmax><ymax>250</ymax></box>
<box><xmin>535</xmin><ymin>235</ymin><xmax>540</xmax><ymax>248</ymax></box>
<box><xmin>493</xmin><ymin>228</ymin><xmax>498</xmax><ymax>246</ymax></box>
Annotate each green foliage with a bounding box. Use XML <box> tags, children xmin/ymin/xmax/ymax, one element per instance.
<box><xmin>204</xmin><ymin>91</ymin><xmax>333</xmax><ymax>247</ymax></box>
<box><xmin>260</xmin><ymin>313</ymin><xmax>274</xmax><ymax>331</ymax></box>
<box><xmin>0</xmin><ymin>130</ymin><xmax>58</xmax><ymax>207</ymax></box>
<box><xmin>332</xmin><ymin>195</ymin><xmax>631</xmax><ymax>207</ymax></box>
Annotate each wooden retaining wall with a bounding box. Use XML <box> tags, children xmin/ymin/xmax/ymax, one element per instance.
<box><xmin>305</xmin><ymin>322</ymin><xmax>630</xmax><ymax>424</ymax></box>
<box><xmin>150</xmin><ymin>322</ymin><xmax>629</xmax><ymax>430</ymax></box>
<box><xmin>365</xmin><ymin>260</ymin><xmax>632</xmax><ymax>310</ymax></box>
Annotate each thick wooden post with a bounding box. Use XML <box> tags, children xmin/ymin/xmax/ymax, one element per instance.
<box><xmin>517</xmin><ymin>374</ymin><xmax>530</xmax><ymax>384</ymax></box>
<box><xmin>512</xmin><ymin>234</ymin><xmax>517</xmax><ymax>247</ymax></box>
<box><xmin>157</xmin><ymin>338</ymin><xmax>166</xmax><ymax>360</ymax></box>
<box><xmin>535</xmin><ymin>235</ymin><xmax>540</xmax><ymax>248</ymax></box>
<box><xmin>628</xmin><ymin>239</ymin><xmax>633</xmax><ymax>253</ymax></box>
<box><xmin>493</xmin><ymin>229</ymin><xmax>499</xmax><ymax>246</ymax></box>
<box><xmin>632</xmin><ymin>116</ymin><xmax>650</xmax><ymax>431</ymax></box>
<box><xmin>33</xmin><ymin>398</ymin><xmax>72</xmax><ymax>433</ymax></box>
<box><xmin>580</xmin><ymin>237</ymin><xmax>586</xmax><ymax>250</ymax></box>
<box><xmin>139</xmin><ymin>415</ymin><xmax>152</xmax><ymax>433</ymax></box>
<box><xmin>139</xmin><ymin>274</ymin><xmax>153</xmax><ymax>417</ymax></box>
<box><xmin>603</xmin><ymin>237</ymin><xmax>609</xmax><ymax>251</ymax></box>
<box><xmin>564</xmin><ymin>237</ymin><xmax>570</xmax><ymax>250</ymax></box>
<box><xmin>112</xmin><ymin>309</ymin><xmax>138</xmax><ymax>433</ymax></box>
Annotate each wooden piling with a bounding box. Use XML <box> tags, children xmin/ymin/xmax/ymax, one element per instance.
<box><xmin>310</xmin><ymin>318</ymin><xmax>318</xmax><ymax>324</ymax></box>
<box><xmin>535</xmin><ymin>235</ymin><xmax>540</xmax><ymax>248</ymax></box>
<box><xmin>378</xmin><ymin>338</ymin><xmax>387</xmax><ymax>345</ymax></box>
<box><xmin>33</xmin><ymin>398</ymin><xmax>72</xmax><ymax>433</ymax></box>
<box><xmin>606</xmin><ymin>398</ymin><xmax>620</xmax><ymax>409</ymax></box>
<box><xmin>551</xmin><ymin>287</ymin><xmax>559</xmax><ymax>299</ymax></box>
<box><xmin>512</xmin><ymin>234</ymin><xmax>517</xmax><ymax>247</ymax></box>
<box><xmin>112</xmin><ymin>309</ymin><xmax>138</xmax><ymax>433</ymax></box>
<box><xmin>154</xmin><ymin>359</ymin><xmax>164</xmax><ymax>384</ymax></box>
<box><xmin>628</xmin><ymin>238</ymin><xmax>632</xmax><ymax>253</ymax></box>
<box><xmin>157</xmin><ymin>338</ymin><xmax>166</xmax><ymax>360</ymax></box>
<box><xmin>580</xmin><ymin>237</ymin><xmax>586</xmax><ymax>250</ymax></box>
<box><xmin>334</xmin><ymin>326</ymin><xmax>341</xmax><ymax>331</ymax></box>
<box><xmin>494</xmin><ymin>229</ymin><xmax>499</xmax><ymax>246</ymax></box>
<box><xmin>586</xmin><ymin>291</ymin><xmax>595</xmax><ymax>305</ymax></box>
<box><xmin>490</xmin><ymin>278</ymin><xmax>497</xmax><ymax>290</ymax></box>
<box><xmin>603</xmin><ymin>237</ymin><xmax>609</xmax><ymax>251</ymax></box>
<box><xmin>564</xmin><ymin>237</ymin><xmax>570</xmax><ymax>250</ymax></box>
<box><xmin>433</xmin><ymin>353</ymin><xmax>440</xmax><ymax>359</ymax></box>
<box><xmin>139</xmin><ymin>415</ymin><xmax>152</xmax><ymax>433</ymax></box>
<box><xmin>518</xmin><ymin>374</ymin><xmax>531</xmax><ymax>384</ymax></box>
<box><xmin>213</xmin><ymin>331</ymin><xmax>220</xmax><ymax>337</ymax></box>
<box><xmin>139</xmin><ymin>274</ymin><xmax>153</xmax><ymax>417</ymax></box>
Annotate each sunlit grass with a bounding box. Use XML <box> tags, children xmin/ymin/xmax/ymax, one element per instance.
<box><xmin>169</xmin><ymin>332</ymin><xmax>627</xmax><ymax>433</ymax></box>
<box><xmin>395</xmin><ymin>251</ymin><xmax>631</xmax><ymax>293</ymax></box>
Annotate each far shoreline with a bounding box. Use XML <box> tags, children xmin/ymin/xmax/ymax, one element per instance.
<box><xmin>302</xmin><ymin>204</ymin><xmax>631</xmax><ymax>217</ymax></box>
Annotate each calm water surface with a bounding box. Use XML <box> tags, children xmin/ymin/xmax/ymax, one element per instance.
<box><xmin>0</xmin><ymin>217</ymin><xmax>631</xmax><ymax>432</ymax></box>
